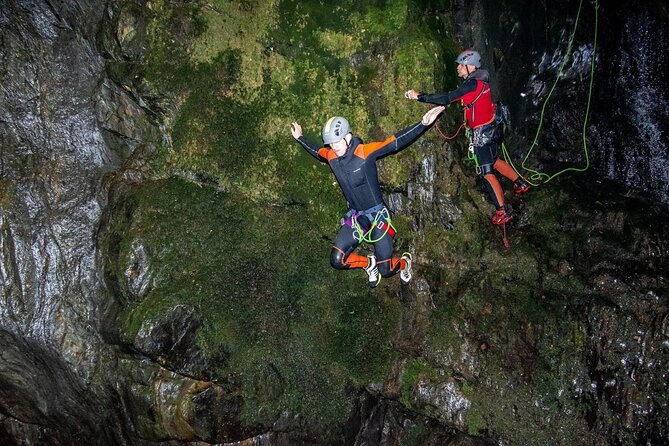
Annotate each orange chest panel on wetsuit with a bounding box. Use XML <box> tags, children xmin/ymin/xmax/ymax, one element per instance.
<box><xmin>318</xmin><ymin>137</ymin><xmax>396</xmax><ymax>211</ymax></box>
<box><xmin>459</xmin><ymin>80</ymin><xmax>495</xmax><ymax>129</ymax></box>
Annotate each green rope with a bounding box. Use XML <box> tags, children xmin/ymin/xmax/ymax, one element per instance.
<box><xmin>468</xmin><ymin>147</ymin><xmax>480</xmax><ymax>171</ymax></box>
<box><xmin>352</xmin><ymin>209</ymin><xmax>396</xmax><ymax>244</ymax></box>
<box><xmin>503</xmin><ymin>0</ymin><xmax>599</xmax><ymax>186</ymax></box>
<box><xmin>465</xmin><ymin>128</ymin><xmax>482</xmax><ymax>172</ymax></box>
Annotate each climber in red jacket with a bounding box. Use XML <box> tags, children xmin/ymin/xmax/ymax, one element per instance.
<box><xmin>405</xmin><ymin>50</ymin><xmax>530</xmax><ymax>225</ymax></box>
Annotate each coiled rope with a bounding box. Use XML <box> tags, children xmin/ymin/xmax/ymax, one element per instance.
<box><xmin>504</xmin><ymin>0</ymin><xmax>599</xmax><ymax>186</ymax></box>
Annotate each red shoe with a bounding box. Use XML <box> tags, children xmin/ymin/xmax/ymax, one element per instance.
<box><xmin>491</xmin><ymin>207</ymin><xmax>512</xmax><ymax>225</ymax></box>
<box><xmin>513</xmin><ymin>179</ymin><xmax>531</xmax><ymax>195</ymax></box>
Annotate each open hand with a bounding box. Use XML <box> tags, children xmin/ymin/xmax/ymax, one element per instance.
<box><xmin>421</xmin><ymin>106</ymin><xmax>445</xmax><ymax>126</ymax></box>
<box><xmin>290</xmin><ymin>121</ymin><xmax>303</xmax><ymax>139</ymax></box>
<box><xmin>404</xmin><ymin>89</ymin><xmax>419</xmax><ymax>100</ymax></box>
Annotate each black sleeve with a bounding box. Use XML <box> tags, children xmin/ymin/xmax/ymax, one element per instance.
<box><xmin>393</xmin><ymin>121</ymin><xmax>430</xmax><ymax>152</ymax></box>
<box><xmin>296</xmin><ymin>136</ymin><xmax>327</xmax><ymax>162</ymax></box>
<box><xmin>367</xmin><ymin>121</ymin><xmax>430</xmax><ymax>160</ymax></box>
<box><xmin>417</xmin><ymin>78</ymin><xmax>477</xmax><ymax>105</ymax></box>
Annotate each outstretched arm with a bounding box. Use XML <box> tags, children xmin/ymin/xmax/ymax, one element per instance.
<box><xmin>421</xmin><ymin>105</ymin><xmax>445</xmax><ymax>126</ymax></box>
<box><xmin>405</xmin><ymin>79</ymin><xmax>477</xmax><ymax>105</ymax></box>
<box><xmin>291</xmin><ymin>121</ymin><xmax>327</xmax><ymax>162</ymax></box>
<box><xmin>361</xmin><ymin>106</ymin><xmax>445</xmax><ymax>159</ymax></box>
<box><xmin>394</xmin><ymin>105</ymin><xmax>445</xmax><ymax>149</ymax></box>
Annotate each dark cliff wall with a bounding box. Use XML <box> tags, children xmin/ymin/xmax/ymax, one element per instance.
<box><xmin>0</xmin><ymin>0</ymin><xmax>161</xmax><ymax>443</ymax></box>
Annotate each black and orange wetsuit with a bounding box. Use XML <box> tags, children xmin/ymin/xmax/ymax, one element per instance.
<box><xmin>417</xmin><ymin>69</ymin><xmax>521</xmax><ymax>210</ymax></box>
<box><xmin>296</xmin><ymin>121</ymin><xmax>429</xmax><ymax>277</ymax></box>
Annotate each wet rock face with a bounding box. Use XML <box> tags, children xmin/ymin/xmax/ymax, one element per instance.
<box><xmin>411</xmin><ymin>379</ymin><xmax>470</xmax><ymax>426</ymax></box>
<box><xmin>0</xmin><ymin>0</ymin><xmax>108</xmax><ymax>341</ymax></box>
<box><xmin>0</xmin><ymin>328</ymin><xmax>124</xmax><ymax>444</ymax></box>
<box><xmin>0</xmin><ymin>0</ymin><xmax>156</xmax><ymax>443</ymax></box>
<box><xmin>443</xmin><ymin>4</ymin><xmax>669</xmax><ymax>438</ymax></box>
<box><xmin>564</xmin><ymin>183</ymin><xmax>669</xmax><ymax>443</ymax></box>
<box><xmin>119</xmin><ymin>357</ymin><xmax>250</xmax><ymax>443</ymax></box>
<box><xmin>130</xmin><ymin>304</ymin><xmax>212</xmax><ymax>378</ymax></box>
<box><xmin>596</xmin><ymin>5</ymin><xmax>669</xmax><ymax>207</ymax></box>
<box><xmin>0</xmin><ymin>0</ymin><xmax>111</xmax><ymax>420</ymax></box>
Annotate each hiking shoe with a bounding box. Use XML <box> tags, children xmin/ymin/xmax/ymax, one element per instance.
<box><xmin>364</xmin><ymin>255</ymin><xmax>380</xmax><ymax>288</ymax></box>
<box><xmin>491</xmin><ymin>207</ymin><xmax>512</xmax><ymax>225</ymax></box>
<box><xmin>400</xmin><ymin>253</ymin><xmax>412</xmax><ymax>285</ymax></box>
<box><xmin>513</xmin><ymin>179</ymin><xmax>531</xmax><ymax>195</ymax></box>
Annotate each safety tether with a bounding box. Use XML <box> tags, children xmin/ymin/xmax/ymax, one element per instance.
<box><xmin>504</xmin><ymin>0</ymin><xmax>599</xmax><ymax>186</ymax></box>
<box><xmin>351</xmin><ymin>207</ymin><xmax>396</xmax><ymax>244</ymax></box>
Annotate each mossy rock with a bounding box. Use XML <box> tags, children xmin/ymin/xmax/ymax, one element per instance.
<box><xmin>104</xmin><ymin>177</ymin><xmax>407</xmax><ymax>428</ymax></box>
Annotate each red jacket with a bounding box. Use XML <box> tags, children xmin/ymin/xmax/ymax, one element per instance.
<box><xmin>418</xmin><ymin>69</ymin><xmax>495</xmax><ymax>129</ymax></box>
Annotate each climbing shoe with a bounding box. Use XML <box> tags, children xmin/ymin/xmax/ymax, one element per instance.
<box><xmin>364</xmin><ymin>255</ymin><xmax>380</xmax><ymax>288</ymax></box>
<box><xmin>513</xmin><ymin>179</ymin><xmax>531</xmax><ymax>195</ymax></box>
<box><xmin>491</xmin><ymin>207</ymin><xmax>512</xmax><ymax>225</ymax></box>
<box><xmin>400</xmin><ymin>253</ymin><xmax>413</xmax><ymax>285</ymax></box>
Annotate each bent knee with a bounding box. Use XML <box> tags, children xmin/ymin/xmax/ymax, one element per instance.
<box><xmin>330</xmin><ymin>248</ymin><xmax>347</xmax><ymax>270</ymax></box>
<box><xmin>479</xmin><ymin>163</ymin><xmax>494</xmax><ymax>177</ymax></box>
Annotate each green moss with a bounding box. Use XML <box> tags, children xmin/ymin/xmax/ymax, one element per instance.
<box><xmin>400</xmin><ymin>357</ymin><xmax>439</xmax><ymax>408</ymax></box>
<box><xmin>105</xmin><ymin>0</ymin><xmax>478</xmax><ymax>435</ymax></box>
<box><xmin>108</xmin><ymin>178</ymin><xmax>402</xmax><ymax>428</ymax></box>
<box><xmin>423</xmin><ymin>300</ymin><xmax>460</xmax><ymax>358</ymax></box>
<box><xmin>143</xmin><ymin>0</ymin><xmax>207</xmax><ymax>90</ymax></box>
<box><xmin>401</xmin><ymin>422</ymin><xmax>431</xmax><ymax>445</ymax></box>
<box><xmin>0</xmin><ymin>178</ymin><xmax>14</xmax><ymax>208</ymax></box>
<box><xmin>571</xmin><ymin>320</ymin><xmax>587</xmax><ymax>352</ymax></box>
<box><xmin>542</xmin><ymin>272</ymin><xmax>586</xmax><ymax>295</ymax></box>
<box><xmin>464</xmin><ymin>407</ymin><xmax>486</xmax><ymax>435</ymax></box>
<box><xmin>135</xmin><ymin>0</ymin><xmax>464</xmax><ymax>208</ymax></box>
<box><xmin>416</xmin><ymin>205</ymin><xmax>487</xmax><ymax>273</ymax></box>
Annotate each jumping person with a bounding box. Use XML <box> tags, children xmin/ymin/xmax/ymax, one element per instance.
<box><xmin>405</xmin><ymin>50</ymin><xmax>530</xmax><ymax>225</ymax></box>
<box><xmin>290</xmin><ymin>106</ymin><xmax>445</xmax><ymax>287</ymax></box>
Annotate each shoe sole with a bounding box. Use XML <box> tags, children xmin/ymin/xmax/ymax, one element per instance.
<box><xmin>492</xmin><ymin>216</ymin><xmax>512</xmax><ymax>225</ymax></box>
<box><xmin>368</xmin><ymin>270</ymin><xmax>380</xmax><ymax>288</ymax></box>
<box><xmin>400</xmin><ymin>253</ymin><xmax>412</xmax><ymax>285</ymax></box>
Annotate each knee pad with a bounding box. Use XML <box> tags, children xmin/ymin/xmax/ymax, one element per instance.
<box><xmin>478</xmin><ymin>163</ymin><xmax>494</xmax><ymax>177</ymax></box>
<box><xmin>330</xmin><ymin>248</ymin><xmax>346</xmax><ymax>270</ymax></box>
